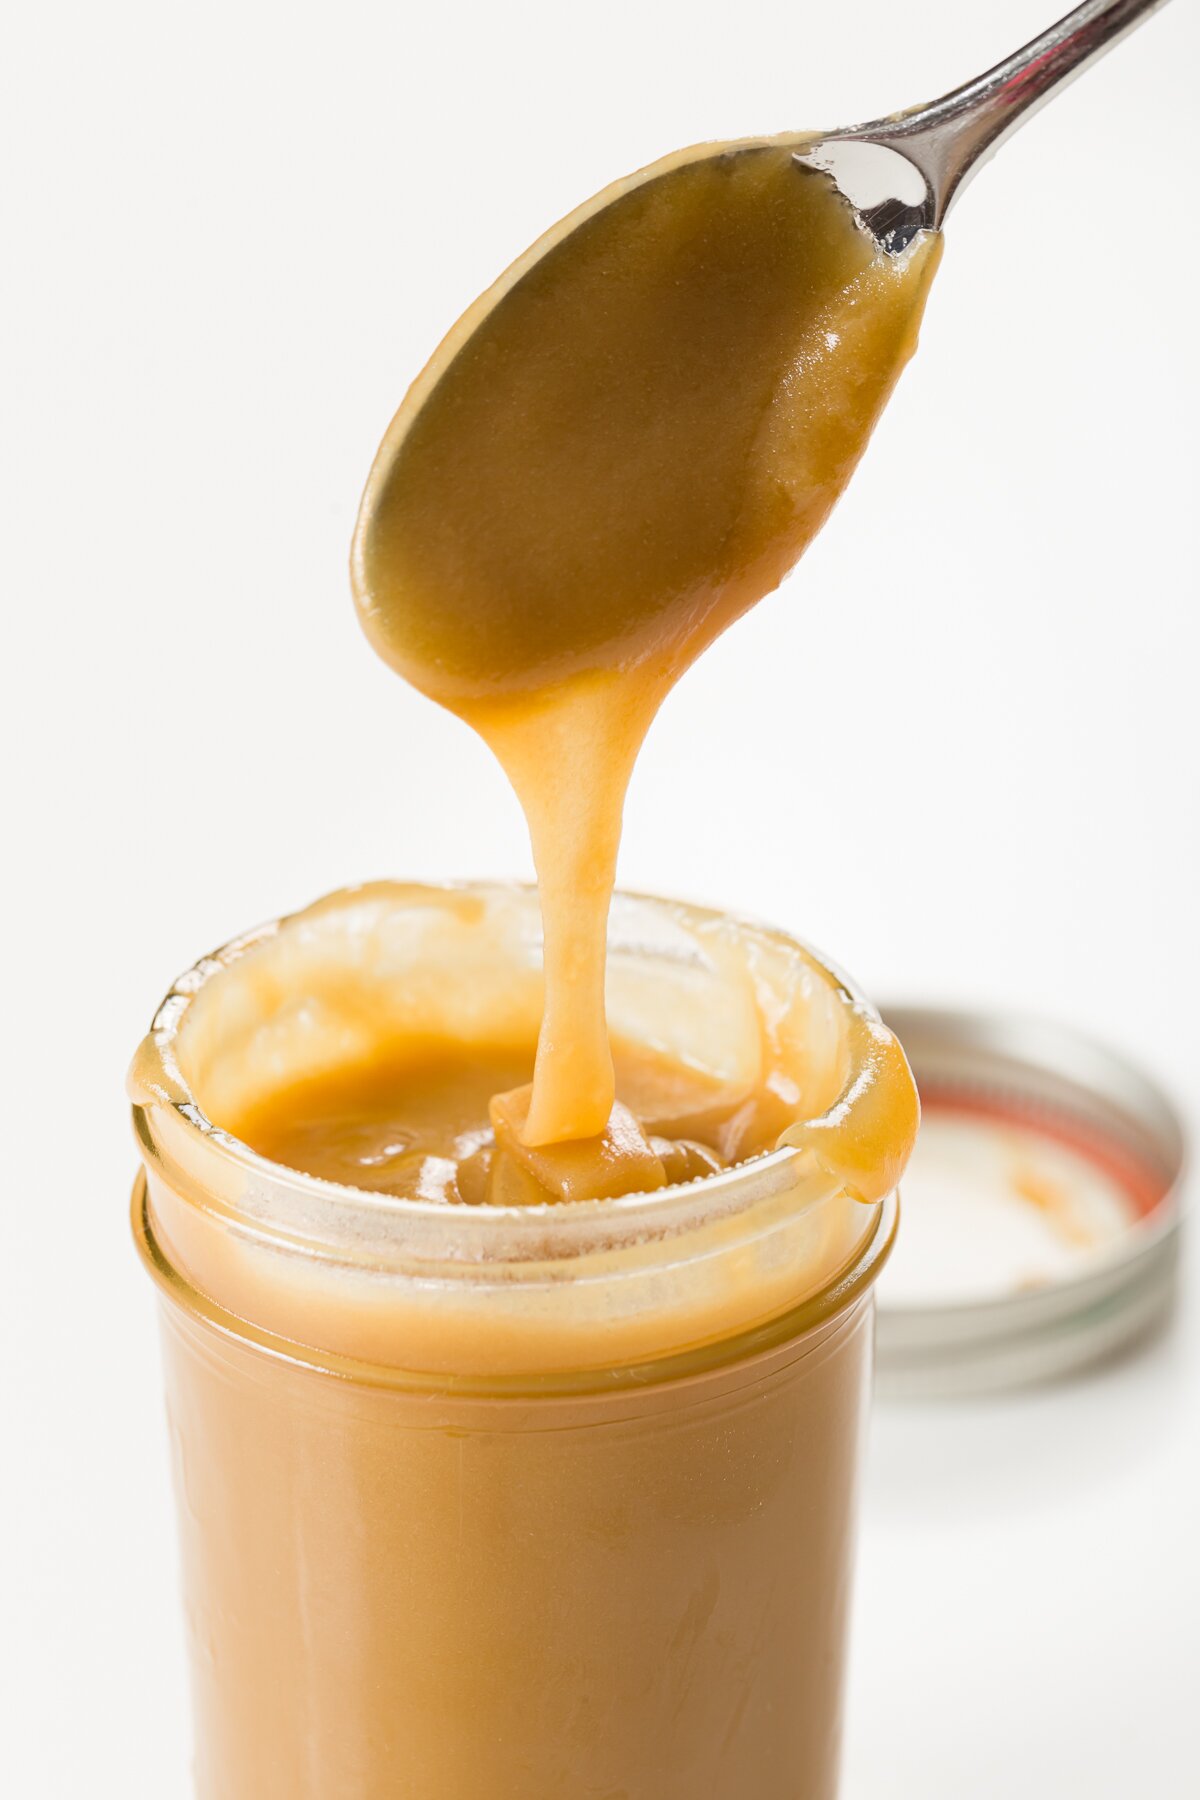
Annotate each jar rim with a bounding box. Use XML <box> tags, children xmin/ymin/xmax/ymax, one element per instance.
<box><xmin>128</xmin><ymin>881</ymin><xmax>905</xmax><ymax>1272</ymax></box>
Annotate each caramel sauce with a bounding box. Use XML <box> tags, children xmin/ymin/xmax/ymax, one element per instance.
<box><xmin>126</xmin><ymin>134</ymin><xmax>937</xmax><ymax>1800</ymax></box>
<box><xmin>230</xmin><ymin>1035</ymin><xmax>744</xmax><ymax>1205</ymax></box>
<box><xmin>349</xmin><ymin>139</ymin><xmax>938</xmax><ymax>1179</ymax></box>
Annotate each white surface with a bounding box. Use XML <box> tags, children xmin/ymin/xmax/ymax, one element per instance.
<box><xmin>2</xmin><ymin>1</ymin><xmax>1197</xmax><ymax>1794</ymax></box>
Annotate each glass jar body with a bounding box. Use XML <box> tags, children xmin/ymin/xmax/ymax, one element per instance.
<box><xmin>154</xmin><ymin>1268</ymin><xmax>876</xmax><ymax>1800</ymax></box>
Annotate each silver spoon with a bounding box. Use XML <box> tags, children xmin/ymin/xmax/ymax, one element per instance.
<box><xmin>799</xmin><ymin>0</ymin><xmax>1170</xmax><ymax>253</ymax></box>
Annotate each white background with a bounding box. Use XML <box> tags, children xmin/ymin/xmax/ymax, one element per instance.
<box><xmin>3</xmin><ymin>1</ymin><xmax>1197</xmax><ymax>1793</ymax></box>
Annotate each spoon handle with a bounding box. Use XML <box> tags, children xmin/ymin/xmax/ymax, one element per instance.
<box><xmin>850</xmin><ymin>0</ymin><xmax>1171</xmax><ymax>224</ymax></box>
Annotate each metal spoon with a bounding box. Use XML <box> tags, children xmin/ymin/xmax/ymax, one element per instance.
<box><xmin>798</xmin><ymin>0</ymin><xmax>1170</xmax><ymax>254</ymax></box>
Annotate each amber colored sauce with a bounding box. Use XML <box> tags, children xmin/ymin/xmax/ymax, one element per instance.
<box><xmin>128</xmin><ymin>133</ymin><xmax>937</xmax><ymax>1800</ymax></box>
<box><xmin>351</xmin><ymin>139</ymin><xmax>939</xmax><ymax>1173</ymax></box>
<box><xmin>230</xmin><ymin>1035</ymin><xmax>756</xmax><ymax>1206</ymax></box>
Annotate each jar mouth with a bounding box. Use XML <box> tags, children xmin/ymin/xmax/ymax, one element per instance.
<box><xmin>128</xmin><ymin>881</ymin><xmax>917</xmax><ymax>1272</ymax></box>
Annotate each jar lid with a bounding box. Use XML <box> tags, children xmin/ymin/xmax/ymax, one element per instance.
<box><xmin>874</xmin><ymin>1006</ymin><xmax>1187</xmax><ymax>1398</ymax></box>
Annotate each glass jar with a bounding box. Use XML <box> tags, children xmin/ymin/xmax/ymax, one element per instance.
<box><xmin>129</xmin><ymin>883</ymin><xmax>912</xmax><ymax>1800</ymax></box>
